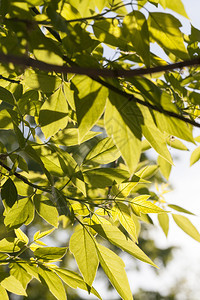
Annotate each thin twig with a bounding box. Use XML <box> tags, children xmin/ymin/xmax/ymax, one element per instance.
<box><xmin>0</xmin><ymin>75</ymin><xmax>20</xmax><ymax>84</ymax></box>
<box><xmin>0</xmin><ymin>159</ymin><xmax>51</xmax><ymax>193</ymax></box>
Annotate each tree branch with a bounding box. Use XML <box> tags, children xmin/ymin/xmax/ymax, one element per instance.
<box><xmin>0</xmin><ymin>159</ymin><xmax>51</xmax><ymax>193</ymax></box>
<box><xmin>0</xmin><ymin>52</ymin><xmax>200</xmax><ymax>128</ymax></box>
<box><xmin>0</xmin><ymin>52</ymin><xmax>200</xmax><ymax>78</ymax></box>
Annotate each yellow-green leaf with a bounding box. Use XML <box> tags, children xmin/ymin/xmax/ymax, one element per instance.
<box><xmin>84</xmin><ymin>137</ymin><xmax>120</xmax><ymax>164</ymax></box>
<box><xmin>39</xmin><ymin>88</ymin><xmax>68</xmax><ymax>139</ymax></box>
<box><xmin>91</xmin><ymin>223</ymin><xmax>157</xmax><ymax>267</ymax></box>
<box><xmin>96</xmin><ymin>243</ymin><xmax>133</xmax><ymax>300</ymax></box>
<box><xmin>190</xmin><ymin>146</ymin><xmax>200</xmax><ymax>166</ymax></box>
<box><xmin>157</xmin><ymin>155</ymin><xmax>172</xmax><ymax>180</ymax></box>
<box><xmin>0</xmin><ymin>285</ymin><xmax>9</xmax><ymax>300</ymax></box>
<box><xmin>112</xmin><ymin>203</ymin><xmax>137</xmax><ymax>241</ymax></box>
<box><xmin>148</xmin><ymin>12</ymin><xmax>188</xmax><ymax>60</ymax></box>
<box><xmin>0</xmin><ymin>274</ymin><xmax>27</xmax><ymax>296</ymax></box>
<box><xmin>38</xmin><ymin>266</ymin><xmax>67</xmax><ymax>300</ymax></box>
<box><xmin>14</xmin><ymin>229</ymin><xmax>29</xmax><ymax>245</ymax></box>
<box><xmin>158</xmin><ymin>213</ymin><xmax>169</xmax><ymax>237</ymax></box>
<box><xmin>131</xmin><ymin>195</ymin><xmax>165</xmax><ymax>216</ymax></box>
<box><xmin>159</xmin><ymin>0</ymin><xmax>189</xmax><ymax>19</ymax></box>
<box><xmin>55</xmin><ymin>268</ymin><xmax>102</xmax><ymax>299</ymax></box>
<box><xmin>4</xmin><ymin>198</ymin><xmax>34</xmax><ymax>230</ymax></box>
<box><xmin>105</xmin><ymin>93</ymin><xmax>142</xmax><ymax>174</ymax></box>
<box><xmin>172</xmin><ymin>214</ymin><xmax>200</xmax><ymax>242</ymax></box>
<box><xmin>10</xmin><ymin>263</ymin><xmax>32</xmax><ymax>289</ymax></box>
<box><xmin>69</xmin><ymin>227</ymin><xmax>99</xmax><ymax>286</ymax></box>
<box><xmin>33</xmin><ymin>194</ymin><xmax>59</xmax><ymax>227</ymax></box>
<box><xmin>73</xmin><ymin>75</ymin><xmax>108</xmax><ymax>142</ymax></box>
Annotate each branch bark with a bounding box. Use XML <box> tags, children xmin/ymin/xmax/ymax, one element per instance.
<box><xmin>0</xmin><ymin>52</ymin><xmax>200</xmax><ymax>128</ymax></box>
<box><xmin>0</xmin><ymin>52</ymin><xmax>200</xmax><ymax>78</ymax></box>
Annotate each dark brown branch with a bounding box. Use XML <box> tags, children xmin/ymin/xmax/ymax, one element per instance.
<box><xmin>0</xmin><ymin>159</ymin><xmax>51</xmax><ymax>193</ymax></box>
<box><xmin>0</xmin><ymin>75</ymin><xmax>20</xmax><ymax>84</ymax></box>
<box><xmin>0</xmin><ymin>52</ymin><xmax>199</xmax><ymax>79</ymax></box>
<box><xmin>0</xmin><ymin>52</ymin><xmax>200</xmax><ymax>128</ymax></box>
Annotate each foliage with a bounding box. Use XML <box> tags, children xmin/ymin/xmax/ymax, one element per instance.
<box><xmin>0</xmin><ymin>0</ymin><xmax>200</xmax><ymax>299</ymax></box>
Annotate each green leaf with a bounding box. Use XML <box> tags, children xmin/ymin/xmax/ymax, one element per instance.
<box><xmin>140</xmin><ymin>105</ymin><xmax>173</xmax><ymax>164</ymax></box>
<box><xmin>168</xmin><ymin>204</ymin><xmax>195</xmax><ymax>215</ymax></box>
<box><xmin>112</xmin><ymin>203</ymin><xmax>137</xmax><ymax>241</ymax></box>
<box><xmin>0</xmin><ymin>237</ymin><xmax>25</xmax><ymax>253</ymax></box>
<box><xmin>148</xmin><ymin>12</ymin><xmax>188</xmax><ymax>60</ymax></box>
<box><xmin>13</xmin><ymin>124</ymin><xmax>26</xmax><ymax>149</ymax></box>
<box><xmin>38</xmin><ymin>266</ymin><xmax>67</xmax><ymax>300</ymax></box>
<box><xmin>14</xmin><ymin>228</ymin><xmax>29</xmax><ymax>245</ymax></box>
<box><xmin>34</xmin><ymin>247</ymin><xmax>67</xmax><ymax>261</ymax></box>
<box><xmin>55</xmin><ymin>268</ymin><xmax>102</xmax><ymax>299</ymax></box>
<box><xmin>111</xmin><ymin>177</ymin><xmax>142</xmax><ymax>198</ymax></box>
<box><xmin>157</xmin><ymin>155</ymin><xmax>172</xmax><ymax>180</ymax></box>
<box><xmin>51</xmin><ymin>128</ymin><xmax>100</xmax><ymax>146</ymax></box>
<box><xmin>4</xmin><ymin>197</ymin><xmax>34</xmax><ymax>230</ymax></box>
<box><xmin>0</xmin><ymin>285</ymin><xmax>9</xmax><ymax>300</ymax></box>
<box><xmin>123</xmin><ymin>11</ymin><xmax>150</xmax><ymax>66</ymax></box>
<box><xmin>0</xmin><ymin>86</ymin><xmax>15</xmax><ymax>105</ymax></box>
<box><xmin>158</xmin><ymin>213</ymin><xmax>169</xmax><ymax>237</ymax></box>
<box><xmin>39</xmin><ymin>88</ymin><xmax>68</xmax><ymax>139</ymax></box>
<box><xmin>136</xmin><ymin>165</ymin><xmax>159</xmax><ymax>179</ymax></box>
<box><xmin>159</xmin><ymin>0</ymin><xmax>189</xmax><ymax>19</ymax></box>
<box><xmin>131</xmin><ymin>195</ymin><xmax>165</xmax><ymax>215</ymax></box>
<box><xmin>33</xmin><ymin>194</ymin><xmax>59</xmax><ymax>227</ymax></box>
<box><xmin>25</xmin><ymin>0</ymin><xmax>44</xmax><ymax>5</ymax></box>
<box><xmin>72</xmin><ymin>75</ymin><xmax>108</xmax><ymax>142</ymax></box>
<box><xmin>154</xmin><ymin>96</ymin><xmax>194</xmax><ymax>143</ymax></box>
<box><xmin>34</xmin><ymin>229</ymin><xmax>55</xmax><ymax>241</ymax></box>
<box><xmin>69</xmin><ymin>227</ymin><xmax>99</xmax><ymax>286</ymax></box>
<box><xmin>1</xmin><ymin>178</ymin><xmax>18</xmax><ymax>209</ymax></box>
<box><xmin>10</xmin><ymin>263</ymin><xmax>32</xmax><ymax>289</ymax></box>
<box><xmin>172</xmin><ymin>214</ymin><xmax>200</xmax><ymax>242</ymax></box>
<box><xmin>24</xmin><ymin>69</ymin><xmax>61</xmax><ymax>93</ymax></box>
<box><xmin>91</xmin><ymin>223</ymin><xmax>157</xmax><ymax>267</ymax></box>
<box><xmin>105</xmin><ymin>92</ymin><xmax>142</xmax><ymax>174</ymax></box>
<box><xmin>190</xmin><ymin>146</ymin><xmax>200</xmax><ymax>166</ymax></box>
<box><xmin>96</xmin><ymin>243</ymin><xmax>133</xmax><ymax>300</ymax></box>
<box><xmin>0</xmin><ymin>273</ymin><xmax>27</xmax><ymax>296</ymax></box>
<box><xmin>84</xmin><ymin>137</ymin><xmax>120</xmax><ymax>164</ymax></box>
<box><xmin>0</xmin><ymin>110</ymin><xmax>13</xmax><ymax>129</ymax></box>
<box><xmin>166</xmin><ymin>137</ymin><xmax>188</xmax><ymax>151</ymax></box>
<box><xmin>83</xmin><ymin>167</ymin><xmax>129</xmax><ymax>188</ymax></box>
<box><xmin>93</xmin><ymin>19</ymin><xmax>131</xmax><ymax>51</ymax></box>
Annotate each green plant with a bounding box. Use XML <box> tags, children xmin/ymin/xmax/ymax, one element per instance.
<box><xmin>0</xmin><ymin>1</ymin><xmax>200</xmax><ymax>299</ymax></box>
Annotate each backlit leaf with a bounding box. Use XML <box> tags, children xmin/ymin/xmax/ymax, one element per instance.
<box><xmin>91</xmin><ymin>223</ymin><xmax>157</xmax><ymax>267</ymax></box>
<box><xmin>84</xmin><ymin>137</ymin><xmax>120</xmax><ymax>164</ymax></box>
<box><xmin>190</xmin><ymin>146</ymin><xmax>200</xmax><ymax>166</ymax></box>
<box><xmin>158</xmin><ymin>213</ymin><xmax>169</xmax><ymax>237</ymax></box>
<box><xmin>96</xmin><ymin>243</ymin><xmax>133</xmax><ymax>300</ymax></box>
<box><xmin>172</xmin><ymin>214</ymin><xmax>200</xmax><ymax>242</ymax></box>
<box><xmin>39</xmin><ymin>88</ymin><xmax>68</xmax><ymax>139</ymax></box>
<box><xmin>33</xmin><ymin>194</ymin><xmax>59</xmax><ymax>227</ymax></box>
<box><xmin>34</xmin><ymin>247</ymin><xmax>67</xmax><ymax>261</ymax></box>
<box><xmin>73</xmin><ymin>75</ymin><xmax>108</xmax><ymax>142</ymax></box>
<box><xmin>55</xmin><ymin>268</ymin><xmax>102</xmax><ymax>299</ymax></box>
<box><xmin>131</xmin><ymin>195</ymin><xmax>165</xmax><ymax>216</ymax></box>
<box><xmin>38</xmin><ymin>266</ymin><xmax>67</xmax><ymax>300</ymax></box>
<box><xmin>69</xmin><ymin>227</ymin><xmax>99</xmax><ymax>286</ymax></box>
<box><xmin>148</xmin><ymin>12</ymin><xmax>188</xmax><ymax>59</ymax></box>
<box><xmin>105</xmin><ymin>92</ymin><xmax>142</xmax><ymax>174</ymax></box>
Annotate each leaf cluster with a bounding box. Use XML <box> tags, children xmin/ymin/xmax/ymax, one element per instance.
<box><xmin>0</xmin><ymin>0</ymin><xmax>200</xmax><ymax>299</ymax></box>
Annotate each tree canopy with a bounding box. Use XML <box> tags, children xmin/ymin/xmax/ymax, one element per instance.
<box><xmin>0</xmin><ymin>0</ymin><xmax>200</xmax><ymax>299</ymax></box>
